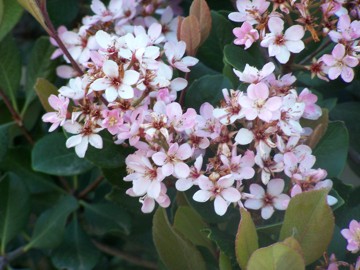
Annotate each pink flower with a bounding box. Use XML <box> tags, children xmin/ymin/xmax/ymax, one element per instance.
<box><xmin>102</xmin><ymin>109</ymin><xmax>123</xmax><ymax>135</ymax></box>
<box><xmin>91</xmin><ymin>60</ymin><xmax>140</xmax><ymax>101</ymax></box>
<box><xmin>175</xmin><ymin>155</ymin><xmax>207</xmax><ymax>191</ymax></box>
<box><xmin>261</xmin><ymin>17</ymin><xmax>305</xmax><ymax>64</ymax></box>
<box><xmin>228</xmin><ymin>0</ymin><xmax>270</xmax><ymax>25</ymax></box>
<box><xmin>164</xmin><ymin>41</ymin><xmax>199</xmax><ymax>72</ymax></box>
<box><xmin>193</xmin><ymin>174</ymin><xmax>241</xmax><ymax>216</ymax></box>
<box><xmin>42</xmin><ymin>95</ymin><xmax>69</xmax><ymax>132</ymax></box>
<box><xmin>298</xmin><ymin>88</ymin><xmax>322</xmax><ymax>120</ymax></box>
<box><xmin>166</xmin><ymin>102</ymin><xmax>197</xmax><ymax>132</ymax></box>
<box><xmin>63</xmin><ymin>121</ymin><xmax>103</xmax><ymax>158</ymax></box>
<box><xmin>341</xmin><ymin>220</ymin><xmax>360</xmax><ymax>253</ymax></box>
<box><xmin>233</xmin><ymin>62</ymin><xmax>275</xmax><ymax>84</ymax></box>
<box><xmin>152</xmin><ymin>143</ymin><xmax>193</xmax><ymax>178</ymax></box>
<box><xmin>244</xmin><ymin>179</ymin><xmax>290</xmax><ymax>219</ymax></box>
<box><xmin>239</xmin><ymin>82</ymin><xmax>282</xmax><ymax>122</ymax></box>
<box><xmin>255</xmin><ymin>149</ymin><xmax>284</xmax><ymax>184</ymax></box>
<box><xmin>145</xmin><ymin>6</ymin><xmax>178</xmax><ymax>42</ymax></box>
<box><xmin>328</xmin><ymin>14</ymin><xmax>360</xmax><ymax>42</ymax></box>
<box><xmin>125</xmin><ymin>152</ymin><xmax>165</xmax><ymax>199</ymax></box>
<box><xmin>233</xmin><ymin>22</ymin><xmax>259</xmax><ymax>49</ymax></box>
<box><xmin>321</xmin><ymin>44</ymin><xmax>359</xmax><ymax>83</ymax></box>
<box><xmin>58</xmin><ymin>77</ymin><xmax>84</xmax><ymax>100</ymax></box>
<box><xmin>220</xmin><ymin>149</ymin><xmax>255</xmax><ymax>181</ymax></box>
<box><xmin>213</xmin><ymin>89</ymin><xmax>244</xmax><ymax>125</ymax></box>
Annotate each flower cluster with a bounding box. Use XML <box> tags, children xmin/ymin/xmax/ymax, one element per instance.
<box><xmin>229</xmin><ymin>0</ymin><xmax>360</xmax><ymax>83</ymax></box>
<box><xmin>43</xmin><ymin>0</ymin><xmax>338</xmax><ymax>218</ymax></box>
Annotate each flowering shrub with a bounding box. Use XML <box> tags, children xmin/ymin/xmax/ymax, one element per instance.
<box><xmin>0</xmin><ymin>0</ymin><xmax>360</xmax><ymax>269</ymax></box>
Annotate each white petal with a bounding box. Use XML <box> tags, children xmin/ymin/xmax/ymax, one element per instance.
<box><xmin>214</xmin><ymin>196</ymin><xmax>228</xmax><ymax>216</ymax></box>
<box><xmin>244</xmin><ymin>198</ymin><xmax>263</xmax><ymax>210</ymax></box>
<box><xmin>193</xmin><ymin>190</ymin><xmax>212</xmax><ymax>202</ymax></box>
<box><xmin>103</xmin><ymin>60</ymin><xmax>119</xmax><ymax>78</ymax></box>
<box><xmin>221</xmin><ymin>188</ymin><xmax>241</xmax><ymax>202</ymax></box>
<box><xmin>261</xmin><ymin>205</ymin><xmax>275</xmax><ymax>219</ymax></box>
<box><xmin>175</xmin><ymin>178</ymin><xmax>193</xmax><ymax>191</ymax></box>
<box><xmin>66</xmin><ymin>134</ymin><xmax>83</xmax><ymax>148</ymax></box>
<box><xmin>235</xmin><ymin>128</ymin><xmax>254</xmax><ymax>145</ymax></box>
<box><xmin>74</xmin><ymin>137</ymin><xmax>89</xmax><ymax>158</ymax></box>
<box><xmin>89</xmin><ymin>134</ymin><xmax>103</xmax><ymax>149</ymax></box>
<box><xmin>267</xmin><ymin>178</ymin><xmax>285</xmax><ymax>196</ymax></box>
<box><xmin>123</xmin><ymin>70</ymin><xmax>140</xmax><ymax>85</ymax></box>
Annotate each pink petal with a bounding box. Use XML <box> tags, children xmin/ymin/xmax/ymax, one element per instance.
<box><xmin>267</xmin><ymin>178</ymin><xmax>285</xmax><ymax>196</ymax></box>
<box><xmin>244</xmin><ymin>198</ymin><xmax>263</xmax><ymax>210</ymax></box>
<box><xmin>273</xmin><ymin>194</ymin><xmax>290</xmax><ymax>210</ymax></box>
<box><xmin>148</xmin><ymin>181</ymin><xmax>161</xmax><ymax>198</ymax></box>
<box><xmin>193</xmin><ymin>190</ymin><xmax>212</xmax><ymax>202</ymax></box>
<box><xmin>174</xmin><ymin>162</ymin><xmax>190</xmax><ymax>178</ymax></box>
<box><xmin>332</xmin><ymin>44</ymin><xmax>346</xmax><ymax>60</ymax></box>
<box><xmin>261</xmin><ymin>205</ymin><xmax>275</xmax><ymax>219</ymax></box>
<box><xmin>175</xmin><ymin>178</ymin><xmax>193</xmax><ymax>191</ymax></box>
<box><xmin>268</xmin><ymin>17</ymin><xmax>284</xmax><ymax>34</ymax></box>
<box><xmin>214</xmin><ymin>196</ymin><xmax>228</xmax><ymax>216</ymax></box>
<box><xmin>198</xmin><ymin>177</ymin><xmax>214</xmax><ymax>191</ymax></box>
<box><xmin>123</xmin><ymin>70</ymin><xmax>140</xmax><ymax>85</ymax></box>
<box><xmin>221</xmin><ymin>187</ymin><xmax>241</xmax><ymax>202</ymax></box>
<box><xmin>141</xmin><ymin>197</ymin><xmax>155</xmax><ymax>213</ymax></box>
<box><xmin>328</xmin><ymin>66</ymin><xmax>342</xmax><ymax>80</ymax></box>
<box><xmin>341</xmin><ymin>66</ymin><xmax>355</xmax><ymax>83</ymax></box>
<box><xmin>177</xmin><ymin>143</ymin><xmax>192</xmax><ymax>160</ymax></box>
<box><xmin>284</xmin><ymin>25</ymin><xmax>305</xmax><ymax>41</ymax></box>
<box><xmin>218</xmin><ymin>175</ymin><xmax>234</xmax><ymax>188</ymax></box>
<box><xmin>152</xmin><ymin>152</ymin><xmax>167</xmax><ymax>166</ymax></box>
<box><xmin>162</xmin><ymin>163</ymin><xmax>174</xmax><ymax>176</ymax></box>
<box><xmin>103</xmin><ymin>60</ymin><xmax>119</xmax><ymax>78</ymax></box>
<box><xmin>249</xmin><ymin>183</ymin><xmax>265</xmax><ymax>197</ymax></box>
<box><xmin>91</xmin><ymin>0</ymin><xmax>106</xmax><ymax>15</ymax></box>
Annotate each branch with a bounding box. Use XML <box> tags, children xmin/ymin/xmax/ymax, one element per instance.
<box><xmin>78</xmin><ymin>176</ymin><xmax>104</xmax><ymax>199</ymax></box>
<box><xmin>0</xmin><ymin>247</ymin><xmax>25</xmax><ymax>270</ymax></box>
<box><xmin>0</xmin><ymin>88</ymin><xmax>34</xmax><ymax>145</ymax></box>
<box><xmin>92</xmin><ymin>240</ymin><xmax>157</xmax><ymax>269</ymax></box>
<box><xmin>179</xmin><ymin>72</ymin><xmax>190</xmax><ymax>107</ymax></box>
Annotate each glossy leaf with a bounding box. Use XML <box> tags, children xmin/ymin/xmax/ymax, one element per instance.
<box><xmin>179</xmin><ymin>15</ymin><xmax>201</xmax><ymax>56</ymax></box>
<box><xmin>82</xmin><ymin>201</ymin><xmax>131</xmax><ymax>236</ymax></box>
<box><xmin>0</xmin><ymin>0</ymin><xmax>23</xmax><ymax>42</ymax></box>
<box><xmin>223</xmin><ymin>43</ymin><xmax>265</xmax><ymax>72</ymax></box>
<box><xmin>197</xmin><ymin>11</ymin><xmax>233</xmax><ymax>72</ymax></box>
<box><xmin>185</xmin><ymin>74</ymin><xmax>232</xmax><ymax>110</ymax></box>
<box><xmin>279</xmin><ymin>190</ymin><xmax>335</xmax><ymax>265</ymax></box>
<box><xmin>32</xmin><ymin>133</ymin><xmax>93</xmax><ymax>176</ymax></box>
<box><xmin>0</xmin><ymin>147</ymin><xmax>65</xmax><ymax>194</ymax></box>
<box><xmin>247</xmin><ymin>241</ymin><xmax>305</xmax><ymax>270</ymax></box>
<box><xmin>219</xmin><ymin>252</ymin><xmax>232</xmax><ymax>270</ymax></box>
<box><xmin>189</xmin><ymin>0</ymin><xmax>211</xmax><ymax>45</ymax></box>
<box><xmin>204</xmin><ymin>228</ymin><xmax>236</xmax><ymax>262</ymax></box>
<box><xmin>25</xmin><ymin>195</ymin><xmax>79</xmax><ymax>250</ymax></box>
<box><xmin>0</xmin><ymin>122</ymin><xmax>15</xmax><ymax>162</ymax></box>
<box><xmin>0</xmin><ymin>173</ymin><xmax>30</xmax><ymax>251</ymax></box>
<box><xmin>313</xmin><ymin>121</ymin><xmax>349</xmax><ymax>178</ymax></box>
<box><xmin>330</xmin><ymin>102</ymin><xmax>360</xmax><ymax>153</ymax></box>
<box><xmin>85</xmin><ymin>136</ymin><xmax>130</xmax><ymax>168</ymax></box>
<box><xmin>173</xmin><ymin>206</ymin><xmax>213</xmax><ymax>252</ymax></box>
<box><xmin>34</xmin><ymin>78</ymin><xmax>59</xmax><ymax>112</ymax></box>
<box><xmin>23</xmin><ymin>37</ymin><xmax>57</xmax><ymax>113</ymax></box>
<box><xmin>153</xmin><ymin>208</ymin><xmax>206</xmax><ymax>270</ymax></box>
<box><xmin>51</xmin><ymin>218</ymin><xmax>101</xmax><ymax>270</ymax></box>
<box><xmin>47</xmin><ymin>0</ymin><xmax>79</xmax><ymax>26</ymax></box>
<box><xmin>235</xmin><ymin>208</ymin><xmax>259</xmax><ymax>269</ymax></box>
<box><xmin>0</xmin><ymin>35</ymin><xmax>21</xmax><ymax>111</ymax></box>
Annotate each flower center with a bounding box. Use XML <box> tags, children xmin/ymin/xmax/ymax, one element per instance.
<box><xmin>275</xmin><ymin>34</ymin><xmax>285</xmax><ymax>45</ymax></box>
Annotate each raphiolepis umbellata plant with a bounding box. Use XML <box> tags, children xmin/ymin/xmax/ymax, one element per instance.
<box><xmin>0</xmin><ymin>0</ymin><xmax>360</xmax><ymax>269</ymax></box>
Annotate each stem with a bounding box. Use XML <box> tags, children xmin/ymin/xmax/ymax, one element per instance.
<box><xmin>0</xmin><ymin>88</ymin><xmax>34</xmax><ymax>145</ymax></box>
<box><xmin>132</xmin><ymin>89</ymin><xmax>150</xmax><ymax>107</ymax></box>
<box><xmin>179</xmin><ymin>72</ymin><xmax>190</xmax><ymax>107</ymax></box>
<box><xmin>0</xmin><ymin>247</ymin><xmax>25</xmax><ymax>270</ymax></box>
<box><xmin>38</xmin><ymin>1</ymin><xmax>84</xmax><ymax>76</ymax></box>
<box><xmin>299</xmin><ymin>39</ymin><xmax>332</xmax><ymax>65</ymax></box>
<box><xmin>78</xmin><ymin>176</ymin><xmax>104</xmax><ymax>199</ymax></box>
<box><xmin>92</xmin><ymin>240</ymin><xmax>157</xmax><ymax>269</ymax></box>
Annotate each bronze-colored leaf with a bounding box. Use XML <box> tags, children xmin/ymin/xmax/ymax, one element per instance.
<box><xmin>302</xmin><ymin>109</ymin><xmax>329</xmax><ymax>149</ymax></box>
<box><xmin>179</xmin><ymin>15</ymin><xmax>201</xmax><ymax>56</ymax></box>
<box><xmin>190</xmin><ymin>0</ymin><xmax>212</xmax><ymax>45</ymax></box>
<box><xmin>34</xmin><ymin>78</ymin><xmax>58</xmax><ymax>112</ymax></box>
<box><xmin>177</xmin><ymin>16</ymin><xmax>184</xmax><ymax>41</ymax></box>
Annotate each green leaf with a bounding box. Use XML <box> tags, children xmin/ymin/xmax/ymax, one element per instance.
<box><xmin>185</xmin><ymin>74</ymin><xmax>232</xmax><ymax>110</ymax></box>
<box><xmin>204</xmin><ymin>228</ymin><xmax>236</xmax><ymax>262</ymax></box>
<box><xmin>22</xmin><ymin>37</ymin><xmax>56</xmax><ymax>114</ymax></box>
<box><xmin>0</xmin><ymin>173</ymin><xmax>30</xmax><ymax>252</ymax></box>
<box><xmin>0</xmin><ymin>0</ymin><xmax>23</xmax><ymax>42</ymax></box>
<box><xmin>224</xmin><ymin>43</ymin><xmax>265</xmax><ymax>72</ymax></box>
<box><xmin>47</xmin><ymin>0</ymin><xmax>79</xmax><ymax>26</ymax></box>
<box><xmin>197</xmin><ymin>11</ymin><xmax>234</xmax><ymax>72</ymax></box>
<box><xmin>173</xmin><ymin>206</ymin><xmax>214</xmax><ymax>252</ymax></box>
<box><xmin>279</xmin><ymin>190</ymin><xmax>335</xmax><ymax>265</ymax></box>
<box><xmin>85</xmin><ymin>137</ymin><xmax>130</xmax><ymax>168</ymax></box>
<box><xmin>235</xmin><ymin>208</ymin><xmax>259</xmax><ymax>269</ymax></box>
<box><xmin>219</xmin><ymin>252</ymin><xmax>232</xmax><ymax>270</ymax></box>
<box><xmin>0</xmin><ymin>122</ymin><xmax>15</xmax><ymax>162</ymax></box>
<box><xmin>0</xmin><ymin>147</ymin><xmax>65</xmax><ymax>194</ymax></box>
<box><xmin>32</xmin><ymin>133</ymin><xmax>93</xmax><ymax>176</ymax></box>
<box><xmin>51</xmin><ymin>218</ymin><xmax>100</xmax><ymax>270</ymax></box>
<box><xmin>82</xmin><ymin>201</ymin><xmax>131</xmax><ymax>236</ymax></box>
<box><xmin>25</xmin><ymin>195</ymin><xmax>78</xmax><ymax>251</ymax></box>
<box><xmin>153</xmin><ymin>208</ymin><xmax>206</xmax><ymax>270</ymax></box>
<box><xmin>0</xmin><ymin>35</ymin><xmax>21</xmax><ymax>111</ymax></box>
<box><xmin>330</xmin><ymin>102</ymin><xmax>360</xmax><ymax>153</ymax></box>
<box><xmin>313</xmin><ymin>121</ymin><xmax>349</xmax><ymax>178</ymax></box>
<box><xmin>34</xmin><ymin>78</ymin><xmax>59</xmax><ymax>112</ymax></box>
<box><xmin>247</xmin><ymin>241</ymin><xmax>305</xmax><ymax>270</ymax></box>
